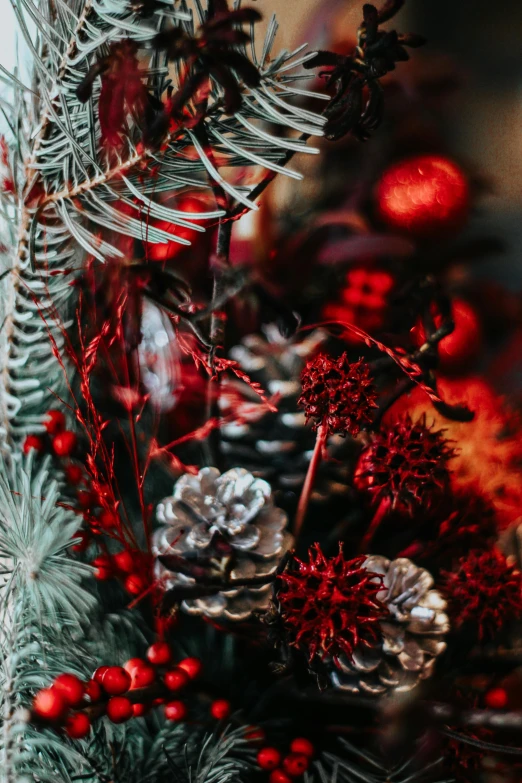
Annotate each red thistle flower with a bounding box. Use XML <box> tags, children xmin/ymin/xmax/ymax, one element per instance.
<box><xmin>298</xmin><ymin>354</ymin><xmax>377</xmax><ymax>436</ymax></box>
<box><xmin>443</xmin><ymin>549</ymin><xmax>522</xmax><ymax>641</ymax></box>
<box><xmin>355</xmin><ymin>414</ymin><xmax>455</xmax><ymax>513</ymax></box>
<box><xmin>277</xmin><ymin>544</ymin><xmax>387</xmax><ymax>664</ymax></box>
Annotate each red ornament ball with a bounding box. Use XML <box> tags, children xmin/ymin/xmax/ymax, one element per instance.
<box><xmin>33</xmin><ymin>688</ymin><xmax>67</xmax><ymax>721</ymax></box>
<box><xmin>92</xmin><ymin>665</ymin><xmax>109</xmax><ymax>684</ymax></box>
<box><xmin>84</xmin><ymin>679</ymin><xmax>102</xmax><ymax>703</ymax></box>
<box><xmin>257</xmin><ymin>747</ymin><xmax>282</xmax><ymax>770</ymax></box>
<box><xmin>53</xmin><ymin>673</ymin><xmax>85</xmax><ymax>707</ymax></box>
<box><xmin>124</xmin><ymin>572</ymin><xmax>148</xmax><ymax>596</ymax></box>
<box><xmin>52</xmin><ymin>430</ymin><xmax>77</xmax><ymax>457</ymax></box>
<box><xmin>65</xmin><ymin>711</ymin><xmax>91</xmax><ymax>739</ymax></box>
<box><xmin>269</xmin><ymin>770</ymin><xmax>292</xmax><ymax>783</ymax></box>
<box><xmin>164</xmin><ymin>668</ymin><xmax>189</xmax><ymax>692</ymax></box>
<box><xmin>44</xmin><ymin>409</ymin><xmax>66</xmax><ymax>434</ymax></box>
<box><xmin>210</xmin><ymin>699</ymin><xmax>231</xmax><ymax>720</ymax></box>
<box><xmin>376</xmin><ymin>155</ymin><xmax>469</xmax><ymax>239</ymax></box>
<box><xmin>23</xmin><ymin>434</ymin><xmax>44</xmax><ymax>455</ymax></box>
<box><xmin>283</xmin><ymin>754</ymin><xmax>310</xmax><ymax>777</ymax></box>
<box><xmin>164</xmin><ymin>700</ymin><xmax>187</xmax><ymax>721</ymax></box>
<box><xmin>113</xmin><ymin>550</ymin><xmax>135</xmax><ymax>574</ymax></box>
<box><xmin>290</xmin><ymin>738</ymin><xmax>315</xmax><ymax>758</ymax></box>
<box><xmin>106</xmin><ymin>696</ymin><xmax>133</xmax><ymax>724</ymax></box>
<box><xmin>129</xmin><ymin>662</ymin><xmax>155</xmax><ymax>690</ymax></box>
<box><xmin>101</xmin><ymin>666</ymin><xmax>131</xmax><ymax>695</ymax></box>
<box><xmin>146</xmin><ymin>642</ymin><xmax>172</xmax><ymax>666</ymax></box>
<box><xmin>65</xmin><ymin>464</ymin><xmax>83</xmax><ymax>485</ymax></box>
<box><xmin>177</xmin><ymin>657</ymin><xmax>202</xmax><ymax>679</ymax></box>
<box><xmin>485</xmin><ymin>687</ymin><xmax>508</xmax><ymax>710</ymax></box>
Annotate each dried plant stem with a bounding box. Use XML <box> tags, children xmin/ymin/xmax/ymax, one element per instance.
<box><xmin>359</xmin><ymin>497</ymin><xmax>391</xmax><ymax>554</ymax></box>
<box><xmin>294</xmin><ymin>423</ymin><xmax>327</xmax><ymax>539</ymax></box>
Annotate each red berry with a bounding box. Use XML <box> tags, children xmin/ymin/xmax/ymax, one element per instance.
<box><xmin>52</xmin><ymin>430</ymin><xmax>77</xmax><ymax>457</ymax></box>
<box><xmin>269</xmin><ymin>771</ymin><xmax>292</xmax><ymax>783</ymax></box>
<box><xmin>485</xmin><ymin>687</ymin><xmax>508</xmax><ymax>710</ymax></box>
<box><xmin>106</xmin><ymin>696</ymin><xmax>133</xmax><ymax>724</ymax></box>
<box><xmin>98</xmin><ymin>509</ymin><xmax>118</xmax><ymax>529</ymax></box>
<box><xmin>152</xmin><ymin>697</ymin><xmax>165</xmax><ymax>706</ymax></box>
<box><xmin>245</xmin><ymin>726</ymin><xmax>266</xmax><ymax>742</ymax></box>
<box><xmin>257</xmin><ymin>747</ymin><xmax>281</xmax><ymax>771</ymax></box>
<box><xmin>210</xmin><ymin>699</ymin><xmax>231</xmax><ymax>720</ymax></box>
<box><xmin>101</xmin><ymin>666</ymin><xmax>131</xmax><ymax>695</ymax></box>
<box><xmin>65</xmin><ymin>464</ymin><xmax>83</xmax><ymax>485</ymax></box>
<box><xmin>124</xmin><ymin>658</ymin><xmax>146</xmax><ymax>676</ymax></box>
<box><xmin>124</xmin><ymin>573</ymin><xmax>148</xmax><ymax>596</ymax></box>
<box><xmin>44</xmin><ymin>410</ymin><xmax>66</xmax><ymax>434</ymax></box>
<box><xmin>132</xmin><ymin>703</ymin><xmax>148</xmax><ymax>717</ymax></box>
<box><xmin>164</xmin><ymin>668</ymin><xmax>189</xmax><ymax>692</ymax></box>
<box><xmin>113</xmin><ymin>550</ymin><xmax>135</xmax><ymax>574</ymax></box>
<box><xmin>84</xmin><ymin>679</ymin><xmax>102</xmax><ymax>703</ymax></box>
<box><xmin>283</xmin><ymin>754</ymin><xmax>310</xmax><ymax>777</ymax></box>
<box><xmin>93</xmin><ymin>666</ymin><xmax>109</xmax><ymax>684</ymax></box>
<box><xmin>290</xmin><ymin>738</ymin><xmax>314</xmax><ymax>758</ymax></box>
<box><xmin>33</xmin><ymin>688</ymin><xmax>67</xmax><ymax>721</ymax></box>
<box><xmin>93</xmin><ymin>555</ymin><xmax>113</xmax><ymax>581</ymax></box>
<box><xmin>129</xmin><ymin>662</ymin><xmax>155</xmax><ymax>690</ymax></box>
<box><xmin>71</xmin><ymin>530</ymin><xmax>90</xmax><ymax>553</ymax></box>
<box><xmin>164</xmin><ymin>700</ymin><xmax>187</xmax><ymax>721</ymax></box>
<box><xmin>376</xmin><ymin>155</ymin><xmax>469</xmax><ymax>239</ymax></box>
<box><xmin>177</xmin><ymin>657</ymin><xmax>202</xmax><ymax>680</ymax></box>
<box><xmin>77</xmin><ymin>489</ymin><xmax>97</xmax><ymax>510</ymax></box>
<box><xmin>23</xmin><ymin>435</ymin><xmax>44</xmax><ymax>455</ymax></box>
<box><xmin>65</xmin><ymin>711</ymin><xmax>91</xmax><ymax>738</ymax></box>
<box><xmin>147</xmin><ymin>642</ymin><xmax>172</xmax><ymax>666</ymax></box>
<box><xmin>53</xmin><ymin>673</ymin><xmax>85</xmax><ymax>707</ymax></box>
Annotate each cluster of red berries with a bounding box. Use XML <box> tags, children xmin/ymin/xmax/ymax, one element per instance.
<box><xmin>23</xmin><ymin>409</ymin><xmax>77</xmax><ymax>459</ymax></box>
<box><xmin>257</xmin><ymin>738</ymin><xmax>315</xmax><ymax>783</ymax></box>
<box><xmin>91</xmin><ymin>548</ymin><xmax>152</xmax><ymax>597</ymax></box>
<box><xmin>32</xmin><ymin>643</ymin><xmax>207</xmax><ymax>737</ymax></box>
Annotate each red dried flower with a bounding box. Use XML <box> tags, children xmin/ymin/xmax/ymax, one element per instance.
<box><xmin>277</xmin><ymin>544</ymin><xmax>387</xmax><ymax>664</ymax></box>
<box><xmin>443</xmin><ymin>549</ymin><xmax>522</xmax><ymax>641</ymax></box>
<box><xmin>298</xmin><ymin>354</ymin><xmax>377</xmax><ymax>436</ymax></box>
<box><xmin>355</xmin><ymin>414</ymin><xmax>455</xmax><ymax>513</ymax></box>
<box><xmin>98</xmin><ymin>40</ymin><xmax>148</xmax><ymax>148</ymax></box>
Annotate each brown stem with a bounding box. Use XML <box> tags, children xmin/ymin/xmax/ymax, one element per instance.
<box><xmin>358</xmin><ymin>497</ymin><xmax>391</xmax><ymax>554</ymax></box>
<box><xmin>294</xmin><ymin>423</ymin><xmax>327</xmax><ymax>539</ymax></box>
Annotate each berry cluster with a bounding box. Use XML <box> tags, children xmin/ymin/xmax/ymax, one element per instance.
<box><xmin>32</xmin><ymin>643</ymin><xmax>205</xmax><ymax>737</ymax></box>
<box><xmin>23</xmin><ymin>409</ymin><xmax>77</xmax><ymax>458</ymax></box>
<box><xmin>257</xmin><ymin>738</ymin><xmax>315</xmax><ymax>783</ymax></box>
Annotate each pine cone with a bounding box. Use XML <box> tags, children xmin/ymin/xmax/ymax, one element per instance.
<box><xmin>152</xmin><ymin>467</ymin><xmax>292</xmax><ymax>621</ymax></box>
<box><xmin>331</xmin><ymin>556</ymin><xmax>449</xmax><ymax>695</ymax></box>
<box><xmin>220</xmin><ymin>327</ymin><xmax>353</xmax><ymax>504</ymax></box>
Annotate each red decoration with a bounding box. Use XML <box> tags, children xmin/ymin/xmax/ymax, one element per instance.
<box><xmin>33</xmin><ymin>688</ymin><xmax>67</xmax><ymax>721</ymax></box>
<box><xmin>323</xmin><ymin>266</ymin><xmax>395</xmax><ymax>343</ymax></box>
<box><xmin>124</xmin><ymin>572</ymin><xmax>148</xmax><ymax>596</ymax></box>
<box><xmin>65</xmin><ymin>711</ymin><xmax>91</xmax><ymax>739</ymax></box>
<box><xmin>412</xmin><ymin>298</ymin><xmax>482</xmax><ymax>374</ymax></box>
<box><xmin>98</xmin><ymin>509</ymin><xmax>118</xmax><ymax>529</ymax></box>
<box><xmin>101</xmin><ymin>666</ymin><xmax>131</xmax><ymax>695</ymax></box>
<box><xmin>164</xmin><ymin>668</ymin><xmax>189</xmax><ymax>692</ymax></box>
<box><xmin>132</xmin><ymin>703</ymin><xmax>148</xmax><ymax>717</ymax></box>
<box><xmin>164</xmin><ymin>700</ymin><xmax>187</xmax><ymax>721</ymax></box>
<box><xmin>290</xmin><ymin>738</ymin><xmax>315</xmax><ymax>758</ymax></box>
<box><xmin>98</xmin><ymin>40</ymin><xmax>147</xmax><ymax>148</ymax></box>
<box><xmin>129</xmin><ymin>662</ymin><xmax>155</xmax><ymax>690</ymax></box>
<box><xmin>113</xmin><ymin>550</ymin><xmax>135</xmax><ymax>574</ymax></box>
<box><xmin>52</xmin><ymin>431</ymin><xmax>77</xmax><ymax>457</ymax></box>
<box><xmin>298</xmin><ymin>354</ymin><xmax>377</xmax><ymax>436</ymax></box>
<box><xmin>283</xmin><ymin>754</ymin><xmax>310</xmax><ymax>777</ymax></box>
<box><xmin>65</xmin><ymin>464</ymin><xmax>83</xmax><ymax>485</ymax></box>
<box><xmin>84</xmin><ymin>679</ymin><xmax>102</xmax><ymax>703</ymax></box>
<box><xmin>177</xmin><ymin>657</ymin><xmax>202</xmax><ymax>679</ymax></box>
<box><xmin>146</xmin><ymin>642</ymin><xmax>172</xmax><ymax>666</ymax></box>
<box><xmin>277</xmin><ymin>544</ymin><xmax>386</xmax><ymax>663</ymax></box>
<box><xmin>145</xmin><ymin>198</ymin><xmax>210</xmax><ymax>262</ymax></box>
<box><xmin>106</xmin><ymin>696</ymin><xmax>133</xmax><ymax>724</ymax></box>
<box><xmin>485</xmin><ymin>688</ymin><xmax>508</xmax><ymax>709</ymax></box>
<box><xmin>93</xmin><ymin>665</ymin><xmax>109</xmax><ymax>684</ymax></box>
<box><xmin>53</xmin><ymin>673</ymin><xmax>85</xmax><ymax>707</ymax></box>
<box><xmin>93</xmin><ymin>555</ymin><xmax>113</xmax><ymax>581</ymax></box>
<box><xmin>443</xmin><ymin>549</ymin><xmax>522</xmax><ymax>641</ymax></box>
<box><xmin>71</xmin><ymin>530</ymin><xmax>90</xmax><ymax>553</ymax></box>
<box><xmin>257</xmin><ymin>747</ymin><xmax>282</xmax><ymax>770</ymax></box>
<box><xmin>124</xmin><ymin>658</ymin><xmax>146</xmax><ymax>676</ymax></box>
<box><xmin>210</xmin><ymin>699</ymin><xmax>231</xmax><ymax>720</ymax></box>
<box><xmin>44</xmin><ymin>409</ymin><xmax>66</xmax><ymax>434</ymax></box>
<box><xmin>77</xmin><ymin>489</ymin><xmax>96</xmax><ymax>510</ymax></box>
<box><xmin>269</xmin><ymin>770</ymin><xmax>292</xmax><ymax>783</ymax></box>
<box><xmin>375</xmin><ymin>155</ymin><xmax>469</xmax><ymax>239</ymax></box>
<box><xmin>355</xmin><ymin>415</ymin><xmax>455</xmax><ymax>513</ymax></box>
<box><xmin>23</xmin><ymin>435</ymin><xmax>44</xmax><ymax>455</ymax></box>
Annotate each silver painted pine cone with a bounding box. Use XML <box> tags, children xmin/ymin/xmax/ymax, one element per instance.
<box><xmin>153</xmin><ymin>467</ymin><xmax>292</xmax><ymax>621</ymax></box>
<box><xmin>331</xmin><ymin>556</ymin><xmax>449</xmax><ymax>696</ymax></box>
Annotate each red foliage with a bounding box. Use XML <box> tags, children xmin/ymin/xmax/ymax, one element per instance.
<box><xmin>443</xmin><ymin>549</ymin><xmax>522</xmax><ymax>641</ymax></box>
<box><xmin>98</xmin><ymin>40</ymin><xmax>147</xmax><ymax>148</ymax></box>
<box><xmin>355</xmin><ymin>415</ymin><xmax>455</xmax><ymax>513</ymax></box>
<box><xmin>277</xmin><ymin>544</ymin><xmax>387</xmax><ymax>664</ymax></box>
<box><xmin>298</xmin><ymin>354</ymin><xmax>377</xmax><ymax>436</ymax></box>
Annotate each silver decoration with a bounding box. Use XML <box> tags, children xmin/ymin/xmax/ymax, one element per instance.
<box><xmin>138</xmin><ymin>301</ymin><xmax>180</xmax><ymax>412</ymax></box>
<box><xmin>220</xmin><ymin>326</ymin><xmax>352</xmax><ymax>501</ymax></box>
<box><xmin>331</xmin><ymin>556</ymin><xmax>449</xmax><ymax>696</ymax></box>
<box><xmin>153</xmin><ymin>467</ymin><xmax>292</xmax><ymax>621</ymax></box>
